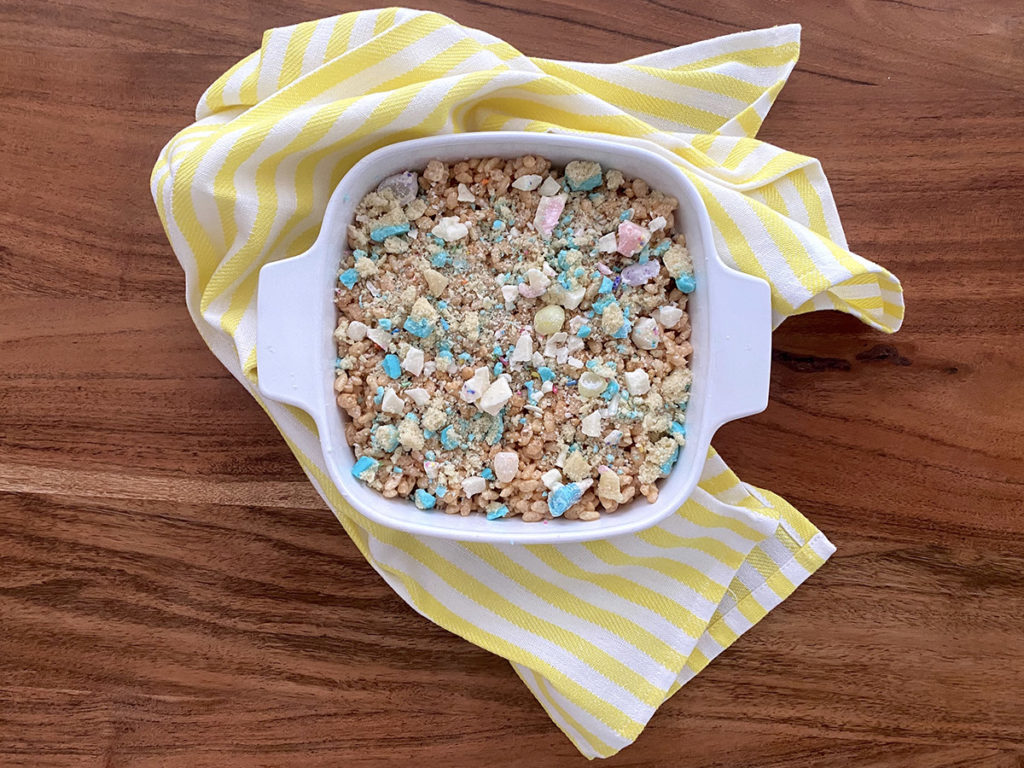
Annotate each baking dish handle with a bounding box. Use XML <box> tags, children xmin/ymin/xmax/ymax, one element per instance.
<box><xmin>705</xmin><ymin>267</ymin><xmax>772</xmax><ymax>428</ymax></box>
<box><xmin>256</xmin><ymin>247</ymin><xmax>328</xmax><ymax>424</ymax></box>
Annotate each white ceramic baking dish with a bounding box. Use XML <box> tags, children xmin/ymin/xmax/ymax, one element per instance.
<box><xmin>256</xmin><ymin>132</ymin><xmax>770</xmax><ymax>544</ymax></box>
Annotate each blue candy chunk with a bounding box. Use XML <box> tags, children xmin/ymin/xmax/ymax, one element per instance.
<box><xmin>620</xmin><ymin>208</ymin><xmax>633</xmax><ymax>221</ymax></box>
<box><xmin>568</xmin><ymin>173</ymin><xmax>603</xmax><ymax>192</ymax></box>
<box><xmin>486</xmin><ymin>505</ymin><xmax>511</xmax><ymax>520</ymax></box>
<box><xmin>351</xmin><ymin>456</ymin><xmax>379</xmax><ymax>482</ymax></box>
<box><xmin>403</xmin><ymin>316</ymin><xmax>434</xmax><ymax>338</ymax></box>
<box><xmin>370</xmin><ymin>222</ymin><xmax>410</xmax><ymax>242</ymax></box>
<box><xmin>592</xmin><ymin>294</ymin><xmax>615</xmax><ymax>314</ymax></box>
<box><xmin>576</xmin><ymin>324</ymin><xmax>591</xmax><ymax>339</ymax></box>
<box><xmin>425</xmin><ymin>450</ymin><xmax>436</xmax><ymax>460</ymax></box>
<box><xmin>381</xmin><ymin>354</ymin><xmax>402</xmax><ymax>379</ymax></box>
<box><xmin>598</xmin><ymin>276</ymin><xmax>614</xmax><ymax>294</ymax></box>
<box><xmin>493</xmin><ymin>362</ymin><xmax>504</xmax><ymax>376</ymax></box>
<box><xmin>537</xmin><ymin>366</ymin><xmax>555</xmax><ymax>382</ymax></box>
<box><xmin>352</xmin><ymin>249</ymin><xmax>368</xmax><ymax>260</ymax></box>
<box><xmin>373</xmin><ymin>386</ymin><xmax>385</xmax><ymax>405</ymax></box>
<box><xmin>671</xmin><ymin>421</ymin><xmax>687</xmax><ymax>439</ymax></box>
<box><xmin>431</xmin><ymin>251</ymin><xmax>450</xmax><ymax>267</ymax></box>
<box><xmin>338</xmin><ymin>268</ymin><xmax>359</xmax><ymax>289</ymax></box>
<box><xmin>423</xmin><ymin>429</ymin><xmax>436</xmax><ymax>439</ymax></box>
<box><xmin>652</xmin><ymin>240</ymin><xmax>671</xmax><ymax>256</ymax></box>
<box><xmin>378</xmin><ymin>318</ymin><xmax>393</xmax><ymax>331</ymax></box>
<box><xmin>440</xmin><ymin>319</ymin><xmax>450</xmax><ymax>331</ymax></box>
<box><xmin>600</xmin><ymin>380</ymin><xmax>620</xmax><ymax>401</ymax></box>
<box><xmin>660</xmin><ymin>445</ymin><xmax>681</xmax><ymax>476</ymax></box>
<box><xmin>439</xmin><ymin>425</ymin><xmax>459</xmax><ymax>450</ymax></box>
<box><xmin>414</xmin><ymin>489</ymin><xmax>436</xmax><ymax>510</ymax></box>
<box><xmin>435</xmin><ymin>486</ymin><xmax>447</xmax><ymax>498</ymax></box>
<box><xmin>611</xmin><ymin>320</ymin><xmax>632</xmax><ymax>339</ymax></box>
<box><xmin>481</xmin><ymin>468</ymin><xmax>495</xmax><ymax>480</ymax></box>
<box><xmin>675</xmin><ymin>273</ymin><xmax>696</xmax><ymax>293</ymax></box>
<box><xmin>548</xmin><ymin>482</ymin><xmax>585</xmax><ymax>517</ymax></box>
<box><xmin>492</xmin><ymin>220</ymin><xmax>505</xmax><ymax>231</ymax></box>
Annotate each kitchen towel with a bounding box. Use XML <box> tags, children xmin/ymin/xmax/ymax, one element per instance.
<box><xmin>151</xmin><ymin>8</ymin><xmax>903</xmax><ymax>758</ymax></box>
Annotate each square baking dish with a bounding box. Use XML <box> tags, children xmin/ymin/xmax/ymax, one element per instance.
<box><xmin>256</xmin><ymin>132</ymin><xmax>770</xmax><ymax>544</ymax></box>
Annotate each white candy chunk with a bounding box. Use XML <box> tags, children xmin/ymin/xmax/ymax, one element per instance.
<box><xmin>511</xmin><ymin>174</ymin><xmax>542</xmax><ymax>191</ymax></box>
<box><xmin>541</xmin><ymin>469</ymin><xmax>564</xmax><ymax>490</ymax></box>
<box><xmin>510</xmin><ymin>333</ymin><xmax>533</xmax><ymax>363</ymax></box>
<box><xmin>493</xmin><ymin>451</ymin><xmax>520</xmax><ymax>483</ymax></box>
<box><xmin>631</xmin><ymin>316</ymin><xmax>660</xmax><ymax>350</ymax></box>
<box><xmin>569</xmin><ymin>316</ymin><xmax>587</xmax><ymax>334</ymax></box>
<box><xmin>516</xmin><ymin>267</ymin><xmax>550</xmax><ymax>300</ymax></box>
<box><xmin>538</xmin><ymin>176</ymin><xmax>561</xmax><ymax>196</ymax></box>
<box><xmin>562</xmin><ymin>286</ymin><xmax>586</xmax><ymax>310</ymax></box>
<box><xmin>541</xmin><ymin>261</ymin><xmax>557</xmax><ymax>278</ymax></box>
<box><xmin>543</xmin><ymin>331</ymin><xmax>568</xmax><ymax>359</ymax></box>
<box><xmin>381</xmin><ymin>387</ymin><xmax>405</xmax><ymax>415</ymax></box>
<box><xmin>533</xmin><ymin>193</ymin><xmax>566</xmax><ymax>238</ymax></box>
<box><xmin>461</xmin><ymin>476</ymin><xmax>486</xmax><ymax>497</ymax></box>
<box><xmin>654</xmin><ymin>305</ymin><xmax>683</xmax><ymax>328</ymax></box>
<box><xmin>367</xmin><ymin>327</ymin><xmax>391</xmax><ymax>349</ymax></box>
<box><xmin>607</xmin><ymin>392</ymin><xmax>621</xmax><ymax>415</ymax></box>
<box><xmin>401</xmin><ymin>347</ymin><xmax>424</xmax><ymax>376</ymax></box>
<box><xmin>604</xmin><ymin>429</ymin><xmax>623</xmax><ymax>445</ymax></box>
<box><xmin>596</xmin><ymin>232</ymin><xmax>617</xmax><ymax>253</ymax></box>
<box><xmin>541</xmin><ymin>380</ymin><xmax>554</xmax><ymax>394</ymax></box>
<box><xmin>457</xmin><ymin>183</ymin><xmax>475</xmax><ymax>202</ymax></box>
<box><xmin>554</xmin><ymin>446</ymin><xmax>568</xmax><ymax>468</ymax></box>
<box><xmin>479</xmin><ymin>377</ymin><xmax>513</xmax><ymax>415</ymax></box>
<box><xmin>531</xmin><ymin>351</ymin><xmax>545</xmax><ymax>367</ymax></box>
<box><xmin>624</xmin><ymin>369</ymin><xmax>651</xmax><ymax>395</ymax></box>
<box><xmin>346</xmin><ymin>321</ymin><xmax>368</xmax><ymax>341</ymax></box>
<box><xmin>405</xmin><ymin>387</ymin><xmax>430</xmax><ymax>407</ymax></box>
<box><xmin>565</xmin><ymin>335</ymin><xmax>584</xmax><ymax>354</ymax></box>
<box><xmin>431</xmin><ymin>216</ymin><xmax>469</xmax><ymax>242</ymax></box>
<box><xmin>422</xmin><ymin>361</ymin><xmax>437</xmax><ymax>377</ymax></box>
<box><xmin>567</xmin><ymin>356</ymin><xmax>584</xmax><ymax>368</ymax></box>
<box><xmin>578</xmin><ymin>371</ymin><xmax>608</xmax><ymax>399</ymax></box>
<box><xmin>461</xmin><ymin>367</ymin><xmax>491</xmax><ymax>403</ymax></box>
<box><xmin>581</xmin><ymin>410</ymin><xmax>603</xmax><ymax>437</ymax></box>
<box><xmin>501</xmin><ymin>285</ymin><xmax>519</xmax><ymax>305</ymax></box>
<box><xmin>648</xmin><ymin>215</ymin><xmax>666</xmax><ymax>232</ymax></box>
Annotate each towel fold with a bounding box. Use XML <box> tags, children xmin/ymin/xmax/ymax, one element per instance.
<box><xmin>151</xmin><ymin>8</ymin><xmax>903</xmax><ymax>758</ymax></box>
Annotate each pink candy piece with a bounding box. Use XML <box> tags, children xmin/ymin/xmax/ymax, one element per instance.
<box><xmin>616</xmin><ymin>220</ymin><xmax>650</xmax><ymax>257</ymax></box>
<box><xmin>534</xmin><ymin>194</ymin><xmax>566</xmax><ymax>238</ymax></box>
<box><xmin>621</xmin><ymin>259</ymin><xmax>661</xmax><ymax>286</ymax></box>
<box><xmin>596</xmin><ymin>262</ymin><xmax>613</xmax><ymax>276</ymax></box>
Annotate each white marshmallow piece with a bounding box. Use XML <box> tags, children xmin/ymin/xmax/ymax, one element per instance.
<box><xmin>405</xmin><ymin>387</ymin><xmax>430</xmax><ymax>407</ymax></box>
<box><xmin>461</xmin><ymin>476</ymin><xmax>486</xmax><ymax>497</ymax></box>
<box><xmin>460</xmin><ymin>367</ymin><xmax>491</xmax><ymax>403</ymax></box>
<box><xmin>541</xmin><ymin>469</ymin><xmax>564</xmax><ymax>490</ymax></box>
<box><xmin>581</xmin><ymin>410</ymin><xmax>603</xmax><ymax>437</ymax></box>
<box><xmin>648</xmin><ymin>215</ymin><xmax>666</xmax><ymax>232</ymax></box>
<box><xmin>401</xmin><ymin>347</ymin><xmax>424</xmax><ymax>376</ymax></box>
<box><xmin>381</xmin><ymin>387</ymin><xmax>405</xmax><ymax>415</ymax></box>
<box><xmin>493</xmin><ymin>451</ymin><xmax>519</xmax><ymax>483</ymax></box>
<box><xmin>538</xmin><ymin>176</ymin><xmax>561</xmax><ymax>196</ymax></box>
<box><xmin>624</xmin><ymin>369</ymin><xmax>651</xmax><ymax>395</ymax></box>
<box><xmin>511</xmin><ymin>174</ymin><xmax>542</xmax><ymax>191</ymax></box>
<box><xmin>654</xmin><ymin>305</ymin><xmax>683</xmax><ymax>328</ymax></box>
<box><xmin>596</xmin><ymin>232</ymin><xmax>617</xmax><ymax>253</ymax></box>
<box><xmin>345</xmin><ymin>321</ymin><xmax>368</xmax><ymax>341</ymax></box>
<box><xmin>431</xmin><ymin>216</ymin><xmax>469</xmax><ymax>242</ymax></box>
<box><xmin>510</xmin><ymin>333</ymin><xmax>533</xmax><ymax>363</ymax></box>
<box><xmin>457</xmin><ymin>183</ymin><xmax>475</xmax><ymax>202</ymax></box>
<box><xmin>478</xmin><ymin>377</ymin><xmax>513</xmax><ymax>416</ymax></box>
<box><xmin>500</xmin><ymin>285</ymin><xmax>519</xmax><ymax>306</ymax></box>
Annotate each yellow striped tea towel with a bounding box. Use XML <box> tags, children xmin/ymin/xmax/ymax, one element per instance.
<box><xmin>151</xmin><ymin>9</ymin><xmax>903</xmax><ymax>759</ymax></box>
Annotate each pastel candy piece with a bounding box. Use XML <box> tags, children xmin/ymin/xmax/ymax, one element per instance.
<box><xmin>402</xmin><ymin>347</ymin><xmax>424</xmax><ymax>376</ymax></box>
<box><xmin>381</xmin><ymin>354</ymin><xmax>402</xmax><ymax>379</ymax></box>
<box><xmin>493</xmin><ymin>451</ymin><xmax>519</xmax><ymax>483</ymax></box>
<box><xmin>675</xmin><ymin>273</ymin><xmax>696</xmax><ymax>293</ymax></box>
<box><xmin>547</xmin><ymin>479</ymin><xmax>593</xmax><ymax>517</ymax></box>
<box><xmin>403</xmin><ymin>316</ymin><xmax>433</xmax><ymax>338</ymax></box>
<box><xmin>511</xmin><ymin>174</ymin><xmax>542</xmax><ymax>191</ymax></box>
<box><xmin>414</xmin><ymin>489</ymin><xmax>436</xmax><ymax>509</ymax></box>
<box><xmin>616</xmin><ymin>220</ymin><xmax>650</xmax><ymax>257</ymax></box>
<box><xmin>533</xmin><ymin>194</ymin><xmax>566</xmax><ymax>238</ymax></box>
<box><xmin>338</xmin><ymin>268</ymin><xmax>359</xmax><ymax>288</ymax></box>
<box><xmin>486</xmin><ymin>505</ymin><xmax>511</xmax><ymax>520</ymax></box>
<box><xmin>478</xmin><ymin>377</ymin><xmax>512</xmax><ymax>415</ymax></box>
<box><xmin>564</xmin><ymin>160</ymin><xmax>603</xmax><ymax>191</ymax></box>
<box><xmin>653</xmin><ymin>305</ymin><xmax>683</xmax><ymax>328</ymax></box>
<box><xmin>370</xmin><ymin>222</ymin><xmax>410</xmax><ymax>242</ymax></box>
<box><xmin>461</xmin><ymin>476</ymin><xmax>486</xmax><ymax>497</ymax></box>
<box><xmin>431</xmin><ymin>216</ymin><xmax>469</xmax><ymax>242</ymax></box>
<box><xmin>376</xmin><ymin>171</ymin><xmax>419</xmax><ymax>205</ymax></box>
<box><xmin>351</xmin><ymin>455</ymin><xmax>379</xmax><ymax>482</ymax></box>
<box><xmin>631</xmin><ymin>317</ymin><xmax>660</xmax><ymax>349</ymax></box>
<box><xmin>621</xmin><ymin>259</ymin><xmax>661</xmax><ymax>286</ymax></box>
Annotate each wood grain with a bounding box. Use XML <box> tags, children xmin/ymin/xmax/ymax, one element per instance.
<box><xmin>2</xmin><ymin>1</ymin><xmax>1023</xmax><ymax>765</ymax></box>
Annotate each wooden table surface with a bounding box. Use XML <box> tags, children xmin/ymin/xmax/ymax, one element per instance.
<box><xmin>2</xmin><ymin>1</ymin><xmax>1023</xmax><ymax>765</ymax></box>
